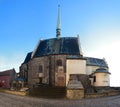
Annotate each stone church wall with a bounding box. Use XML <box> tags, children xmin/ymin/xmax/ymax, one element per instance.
<box><xmin>54</xmin><ymin>55</ymin><xmax>66</xmax><ymax>87</ymax></box>
<box><xmin>28</xmin><ymin>56</ymin><xmax>49</xmax><ymax>86</ymax></box>
<box><xmin>27</xmin><ymin>55</ymin><xmax>67</xmax><ymax>87</ymax></box>
<box><xmin>19</xmin><ymin>63</ymin><xmax>28</xmax><ymax>81</ymax></box>
<box><xmin>48</xmin><ymin>55</ymin><xmax>66</xmax><ymax>87</ymax></box>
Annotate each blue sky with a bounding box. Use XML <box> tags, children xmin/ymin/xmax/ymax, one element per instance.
<box><xmin>0</xmin><ymin>0</ymin><xmax>120</xmax><ymax>86</ymax></box>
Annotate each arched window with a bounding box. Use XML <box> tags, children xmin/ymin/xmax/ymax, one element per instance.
<box><xmin>94</xmin><ymin>76</ymin><xmax>96</xmax><ymax>82</ymax></box>
<box><xmin>56</xmin><ymin>59</ymin><xmax>62</xmax><ymax>66</ymax></box>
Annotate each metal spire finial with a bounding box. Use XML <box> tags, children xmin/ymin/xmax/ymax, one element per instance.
<box><xmin>56</xmin><ymin>4</ymin><xmax>61</xmax><ymax>38</ymax></box>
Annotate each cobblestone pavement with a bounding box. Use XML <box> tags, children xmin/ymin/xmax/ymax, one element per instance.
<box><xmin>1</xmin><ymin>92</ymin><xmax>120</xmax><ymax>107</ymax></box>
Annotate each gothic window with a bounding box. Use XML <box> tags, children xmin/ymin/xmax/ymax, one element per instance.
<box><xmin>56</xmin><ymin>59</ymin><xmax>62</xmax><ymax>66</ymax></box>
<box><xmin>39</xmin><ymin>65</ymin><xmax>43</xmax><ymax>73</ymax></box>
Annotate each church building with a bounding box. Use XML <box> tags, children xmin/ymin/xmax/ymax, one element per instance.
<box><xmin>19</xmin><ymin>5</ymin><xmax>110</xmax><ymax>94</ymax></box>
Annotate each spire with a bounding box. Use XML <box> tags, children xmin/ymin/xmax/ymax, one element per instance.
<box><xmin>77</xmin><ymin>34</ymin><xmax>83</xmax><ymax>56</ymax></box>
<box><xmin>56</xmin><ymin>4</ymin><xmax>61</xmax><ymax>38</ymax></box>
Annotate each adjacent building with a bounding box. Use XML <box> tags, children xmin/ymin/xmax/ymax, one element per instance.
<box><xmin>0</xmin><ymin>69</ymin><xmax>16</xmax><ymax>88</ymax></box>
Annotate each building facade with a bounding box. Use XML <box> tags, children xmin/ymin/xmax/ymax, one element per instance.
<box><xmin>0</xmin><ymin>69</ymin><xmax>16</xmax><ymax>88</ymax></box>
<box><xmin>19</xmin><ymin>6</ymin><xmax>110</xmax><ymax>90</ymax></box>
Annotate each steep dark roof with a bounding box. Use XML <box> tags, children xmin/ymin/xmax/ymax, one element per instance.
<box><xmin>86</xmin><ymin>57</ymin><xmax>108</xmax><ymax>67</ymax></box>
<box><xmin>96</xmin><ymin>67</ymin><xmax>108</xmax><ymax>72</ymax></box>
<box><xmin>22</xmin><ymin>52</ymin><xmax>32</xmax><ymax>64</ymax></box>
<box><xmin>67</xmin><ymin>55</ymin><xmax>83</xmax><ymax>59</ymax></box>
<box><xmin>33</xmin><ymin>37</ymin><xmax>81</xmax><ymax>57</ymax></box>
<box><xmin>94</xmin><ymin>67</ymin><xmax>111</xmax><ymax>74</ymax></box>
<box><xmin>15</xmin><ymin>77</ymin><xmax>26</xmax><ymax>82</ymax></box>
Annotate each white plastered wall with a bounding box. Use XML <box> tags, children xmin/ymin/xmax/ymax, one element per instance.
<box><xmin>66</xmin><ymin>59</ymin><xmax>86</xmax><ymax>86</ymax></box>
<box><xmin>93</xmin><ymin>73</ymin><xmax>110</xmax><ymax>86</ymax></box>
<box><xmin>86</xmin><ymin>66</ymin><xmax>99</xmax><ymax>75</ymax></box>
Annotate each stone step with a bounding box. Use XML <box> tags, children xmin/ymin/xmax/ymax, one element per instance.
<box><xmin>29</xmin><ymin>86</ymin><xmax>66</xmax><ymax>98</ymax></box>
<box><xmin>69</xmin><ymin>74</ymin><xmax>95</xmax><ymax>93</ymax></box>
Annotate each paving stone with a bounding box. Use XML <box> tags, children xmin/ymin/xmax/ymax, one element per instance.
<box><xmin>0</xmin><ymin>92</ymin><xmax>120</xmax><ymax>107</ymax></box>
